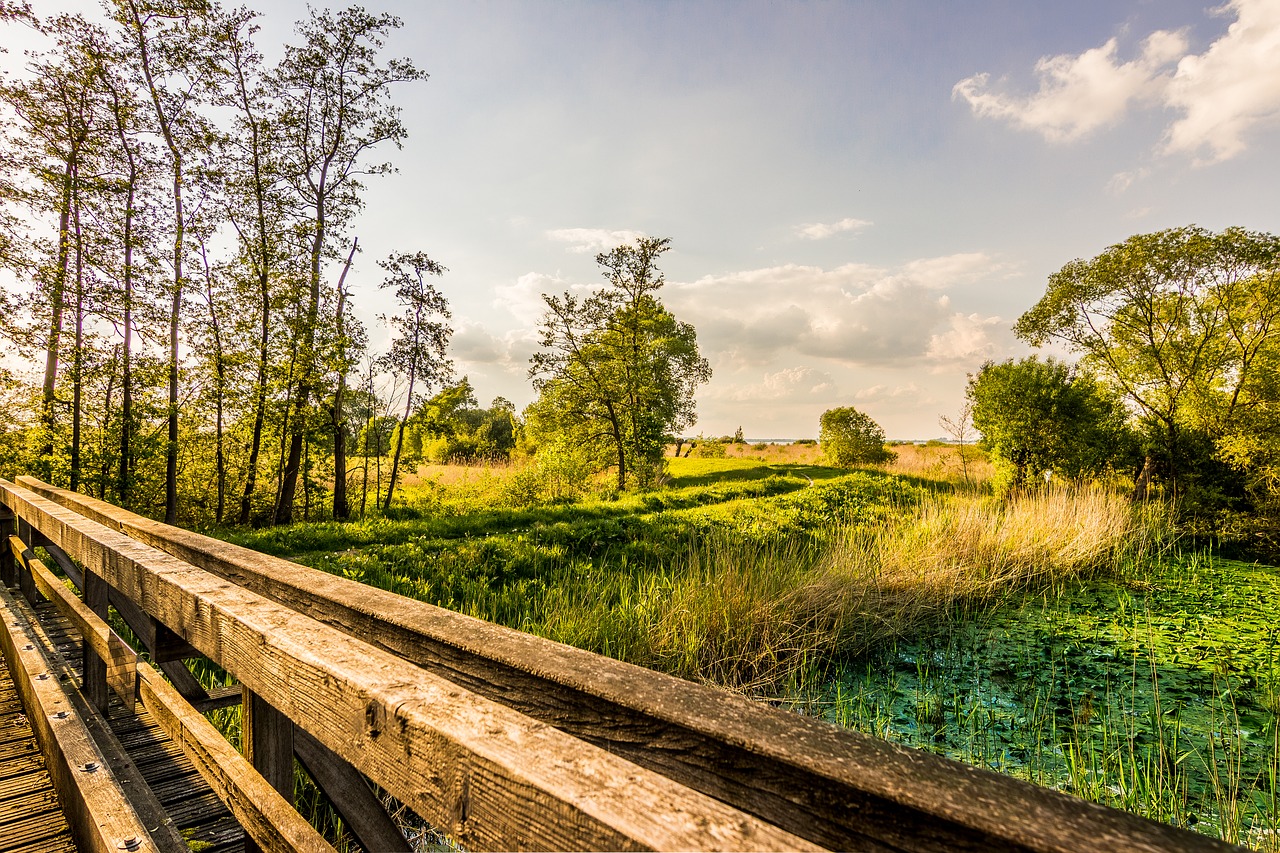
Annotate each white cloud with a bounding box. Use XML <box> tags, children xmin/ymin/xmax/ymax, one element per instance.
<box><xmin>666</xmin><ymin>252</ymin><xmax>1009</xmax><ymax>368</ymax></box>
<box><xmin>1163</xmin><ymin>0</ymin><xmax>1280</xmax><ymax>163</ymax></box>
<box><xmin>854</xmin><ymin>383</ymin><xmax>925</xmax><ymax>403</ymax></box>
<box><xmin>707</xmin><ymin>367</ymin><xmax>838</xmax><ymax>403</ymax></box>
<box><xmin>546</xmin><ymin>227</ymin><xmax>645</xmax><ymax>253</ymax></box>
<box><xmin>925</xmin><ymin>313</ymin><xmax>1003</xmax><ymax>363</ymax></box>
<box><xmin>954</xmin><ymin>0</ymin><xmax>1280</xmax><ymax>163</ymax></box>
<box><xmin>952</xmin><ymin>32</ymin><xmax>1184</xmax><ymax>142</ymax></box>
<box><xmin>1106</xmin><ymin>167</ymin><xmax>1150</xmax><ymax>195</ymax></box>
<box><xmin>494</xmin><ymin>271</ymin><xmax>566</xmax><ymax>325</ymax></box>
<box><xmin>794</xmin><ymin>217</ymin><xmax>872</xmax><ymax>240</ymax></box>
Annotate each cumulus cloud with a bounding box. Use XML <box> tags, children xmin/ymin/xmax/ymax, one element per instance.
<box><xmin>952</xmin><ymin>32</ymin><xmax>1184</xmax><ymax>141</ymax></box>
<box><xmin>707</xmin><ymin>367</ymin><xmax>838</xmax><ymax>403</ymax></box>
<box><xmin>926</xmin><ymin>313</ymin><xmax>1004</xmax><ymax>362</ymax></box>
<box><xmin>794</xmin><ymin>217</ymin><xmax>872</xmax><ymax>240</ymax></box>
<box><xmin>954</xmin><ymin>0</ymin><xmax>1280</xmax><ymax>162</ymax></box>
<box><xmin>665</xmin><ymin>253</ymin><xmax>1007</xmax><ymax>368</ymax></box>
<box><xmin>1163</xmin><ymin>0</ymin><xmax>1280</xmax><ymax>162</ymax></box>
<box><xmin>854</xmin><ymin>383</ymin><xmax>925</xmax><ymax>403</ymax></box>
<box><xmin>494</xmin><ymin>271</ymin><xmax>566</xmax><ymax>325</ymax></box>
<box><xmin>546</xmin><ymin>227</ymin><xmax>645</xmax><ymax>253</ymax></box>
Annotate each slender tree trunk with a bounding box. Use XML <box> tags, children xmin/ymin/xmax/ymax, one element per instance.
<box><xmin>40</xmin><ymin>163</ymin><xmax>74</xmax><ymax>478</ymax></box>
<box><xmin>275</xmin><ymin>181</ymin><xmax>329</xmax><ymax>525</ymax></box>
<box><xmin>99</xmin><ymin>349</ymin><xmax>117</xmax><ymax>501</ymax></box>
<box><xmin>108</xmin><ymin>84</ymin><xmax>137</xmax><ymax>507</ymax></box>
<box><xmin>384</xmin><ymin>367</ymin><xmax>416</xmax><ymax>512</ymax></box>
<box><xmin>69</xmin><ymin>178</ymin><xmax>84</xmax><ymax>492</ymax></box>
<box><xmin>332</xmin><ymin>239</ymin><xmax>357</xmax><ymax>520</ymax></box>
<box><xmin>201</xmin><ymin>244</ymin><xmax>227</xmax><ymax>524</ymax></box>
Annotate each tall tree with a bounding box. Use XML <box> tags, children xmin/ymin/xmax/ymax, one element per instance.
<box><xmin>1016</xmin><ymin>226</ymin><xmax>1280</xmax><ymax>494</ymax></box>
<box><xmin>113</xmin><ymin>0</ymin><xmax>223</xmax><ymax>523</ymax></box>
<box><xmin>0</xmin><ymin>15</ymin><xmax>103</xmax><ymax>479</ymax></box>
<box><xmin>271</xmin><ymin>6</ymin><xmax>426</xmax><ymax>524</ymax></box>
<box><xmin>529</xmin><ymin>237</ymin><xmax>711</xmax><ymax>489</ymax></box>
<box><xmin>378</xmin><ymin>251</ymin><xmax>451</xmax><ymax>512</ymax></box>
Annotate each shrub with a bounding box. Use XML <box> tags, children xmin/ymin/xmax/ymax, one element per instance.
<box><xmin>819</xmin><ymin>406</ymin><xmax>894</xmax><ymax>467</ymax></box>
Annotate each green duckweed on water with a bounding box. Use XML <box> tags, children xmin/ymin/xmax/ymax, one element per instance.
<box><xmin>804</xmin><ymin>554</ymin><xmax>1280</xmax><ymax>849</ymax></box>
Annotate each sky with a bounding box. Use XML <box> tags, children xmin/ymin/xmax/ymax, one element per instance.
<box><xmin>6</xmin><ymin>0</ymin><xmax>1280</xmax><ymax>439</ymax></box>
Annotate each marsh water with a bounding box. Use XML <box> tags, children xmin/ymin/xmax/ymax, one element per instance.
<box><xmin>799</xmin><ymin>555</ymin><xmax>1280</xmax><ymax>848</ymax></box>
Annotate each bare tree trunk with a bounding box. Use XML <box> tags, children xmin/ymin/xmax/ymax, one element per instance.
<box><xmin>40</xmin><ymin>162</ymin><xmax>73</xmax><ymax>478</ymax></box>
<box><xmin>332</xmin><ymin>239</ymin><xmax>357</xmax><ymax>520</ymax></box>
<box><xmin>99</xmin><ymin>348</ymin><xmax>118</xmax><ymax>500</ymax></box>
<box><xmin>69</xmin><ymin>178</ymin><xmax>84</xmax><ymax>492</ymax></box>
<box><xmin>384</xmin><ymin>367</ymin><xmax>416</xmax><ymax>512</ymax></box>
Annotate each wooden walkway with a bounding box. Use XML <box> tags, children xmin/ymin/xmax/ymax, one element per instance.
<box><xmin>0</xmin><ymin>651</ymin><xmax>75</xmax><ymax>853</ymax></box>
<box><xmin>0</xmin><ymin>476</ymin><xmax>1251</xmax><ymax>853</ymax></box>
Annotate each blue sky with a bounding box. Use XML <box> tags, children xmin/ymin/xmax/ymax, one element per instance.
<box><xmin>8</xmin><ymin>0</ymin><xmax>1280</xmax><ymax>438</ymax></box>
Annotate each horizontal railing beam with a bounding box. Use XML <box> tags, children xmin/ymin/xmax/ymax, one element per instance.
<box><xmin>0</xmin><ymin>479</ymin><xmax>815</xmax><ymax>853</ymax></box>
<box><xmin>11</xmin><ymin>476</ymin><xmax>1239</xmax><ymax>853</ymax></box>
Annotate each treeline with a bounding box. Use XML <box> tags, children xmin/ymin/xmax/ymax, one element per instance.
<box><xmin>0</xmin><ymin>1</ymin><xmax>468</xmax><ymax>526</ymax></box>
<box><xmin>969</xmin><ymin>226</ymin><xmax>1280</xmax><ymax>535</ymax></box>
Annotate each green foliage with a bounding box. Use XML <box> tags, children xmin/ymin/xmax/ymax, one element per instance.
<box><xmin>1016</xmin><ymin>225</ymin><xmax>1280</xmax><ymax>514</ymax></box>
<box><xmin>528</xmin><ymin>237</ymin><xmax>711</xmax><ymax>490</ymax></box>
<box><xmin>968</xmin><ymin>356</ymin><xmax>1135</xmax><ymax>490</ymax></box>
<box><xmin>819</xmin><ymin>406</ymin><xmax>894</xmax><ymax>467</ymax></box>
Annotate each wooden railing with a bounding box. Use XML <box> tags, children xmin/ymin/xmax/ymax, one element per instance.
<box><xmin>0</xmin><ymin>476</ymin><xmax>1243</xmax><ymax>852</ymax></box>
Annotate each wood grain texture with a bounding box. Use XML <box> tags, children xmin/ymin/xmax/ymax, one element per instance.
<box><xmin>242</xmin><ymin>689</ymin><xmax>294</xmax><ymax>798</ymax></box>
<box><xmin>1</xmin><ymin>480</ymin><xmax>820</xmax><ymax>853</ymax></box>
<box><xmin>10</xmin><ymin>477</ymin><xmax>1244</xmax><ymax>853</ymax></box>
<box><xmin>294</xmin><ymin>726</ymin><xmax>412</xmax><ymax>853</ymax></box>
<box><xmin>136</xmin><ymin>662</ymin><xmax>333</xmax><ymax>853</ymax></box>
<box><xmin>0</xmin><ymin>585</ymin><xmax>176</xmax><ymax>853</ymax></box>
<box><xmin>0</xmin><ymin>507</ymin><xmax>13</xmax><ymax>588</ymax></box>
<box><xmin>24</xmin><ymin>556</ymin><xmax>137</xmax><ymax>713</ymax></box>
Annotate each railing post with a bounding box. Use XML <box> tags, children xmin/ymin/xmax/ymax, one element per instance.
<box><xmin>243</xmin><ymin>687</ymin><xmax>295</xmax><ymax>796</ymax></box>
<box><xmin>15</xmin><ymin>516</ymin><xmax>38</xmax><ymax>603</ymax></box>
<box><xmin>83</xmin><ymin>568</ymin><xmax>111</xmax><ymax>713</ymax></box>
<box><xmin>0</xmin><ymin>504</ymin><xmax>13</xmax><ymax>587</ymax></box>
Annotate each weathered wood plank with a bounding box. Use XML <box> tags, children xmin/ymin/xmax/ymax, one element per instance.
<box><xmin>10</xmin><ymin>476</ymin><xmax>1242</xmax><ymax>853</ymax></box>
<box><xmin>294</xmin><ymin>727</ymin><xmax>411</xmax><ymax>853</ymax></box>
<box><xmin>136</xmin><ymin>662</ymin><xmax>332</xmax><ymax>853</ymax></box>
<box><xmin>0</xmin><ymin>585</ymin><xmax>180</xmax><ymax>853</ymax></box>
<box><xmin>241</xmin><ymin>689</ymin><xmax>293</xmax><ymax>799</ymax></box>
<box><xmin>81</xmin><ymin>570</ymin><xmax>111</xmax><ymax>714</ymax></box>
<box><xmin>0</xmin><ymin>507</ymin><xmax>13</xmax><ymax>588</ymax></box>
<box><xmin>25</xmin><ymin>556</ymin><xmax>137</xmax><ymax>713</ymax></box>
<box><xmin>192</xmin><ymin>685</ymin><xmax>242</xmax><ymax>714</ymax></box>
<box><xmin>1</xmin><ymin>480</ymin><xmax>821</xmax><ymax>852</ymax></box>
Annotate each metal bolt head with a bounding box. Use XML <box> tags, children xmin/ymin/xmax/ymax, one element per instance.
<box><xmin>116</xmin><ymin>838</ymin><xmax>141</xmax><ymax>851</ymax></box>
<box><xmin>36</xmin><ymin>673</ymin><xmax>49</xmax><ymax>680</ymax></box>
<box><xmin>82</xmin><ymin>761</ymin><xmax>99</xmax><ymax>773</ymax></box>
<box><xmin>52</xmin><ymin>711</ymin><xmax>69</xmax><ymax>720</ymax></box>
<box><xmin>22</xmin><ymin>644</ymin><xmax>32</xmax><ymax>650</ymax></box>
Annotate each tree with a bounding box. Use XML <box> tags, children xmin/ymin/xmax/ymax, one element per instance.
<box><xmin>819</xmin><ymin>406</ymin><xmax>892</xmax><ymax>467</ymax></box>
<box><xmin>378</xmin><ymin>251</ymin><xmax>451</xmax><ymax>512</ymax></box>
<box><xmin>529</xmin><ymin>237</ymin><xmax>710</xmax><ymax>490</ymax></box>
<box><xmin>967</xmin><ymin>357</ymin><xmax>1132</xmax><ymax>490</ymax></box>
<box><xmin>1015</xmin><ymin>226</ymin><xmax>1280</xmax><ymax>495</ymax></box>
<box><xmin>271</xmin><ymin>6</ymin><xmax>426</xmax><ymax>524</ymax></box>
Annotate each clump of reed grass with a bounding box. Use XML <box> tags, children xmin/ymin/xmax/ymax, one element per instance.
<box><xmin>641</xmin><ymin>487</ymin><xmax>1173</xmax><ymax>691</ymax></box>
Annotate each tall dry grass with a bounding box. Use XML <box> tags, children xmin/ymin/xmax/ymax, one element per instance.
<box><xmin>641</xmin><ymin>487</ymin><xmax>1172</xmax><ymax>691</ymax></box>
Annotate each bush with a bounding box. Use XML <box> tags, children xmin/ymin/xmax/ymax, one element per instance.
<box><xmin>819</xmin><ymin>406</ymin><xmax>894</xmax><ymax>467</ymax></box>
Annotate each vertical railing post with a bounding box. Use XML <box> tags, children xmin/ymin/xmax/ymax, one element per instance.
<box><xmin>242</xmin><ymin>688</ymin><xmax>294</xmax><ymax>853</ymax></box>
<box><xmin>243</xmin><ymin>686</ymin><xmax>294</xmax><ymax>791</ymax></box>
<box><xmin>15</xmin><ymin>516</ymin><xmax>37</xmax><ymax>603</ymax></box>
<box><xmin>0</xmin><ymin>504</ymin><xmax>13</xmax><ymax>588</ymax></box>
<box><xmin>83</xmin><ymin>568</ymin><xmax>110</xmax><ymax>713</ymax></box>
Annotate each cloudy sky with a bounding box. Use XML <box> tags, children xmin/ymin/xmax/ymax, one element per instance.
<box><xmin>10</xmin><ymin>0</ymin><xmax>1280</xmax><ymax>438</ymax></box>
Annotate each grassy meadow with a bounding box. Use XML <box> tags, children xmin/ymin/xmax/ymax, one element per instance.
<box><xmin>215</xmin><ymin>442</ymin><xmax>1276</xmax><ymax>849</ymax></box>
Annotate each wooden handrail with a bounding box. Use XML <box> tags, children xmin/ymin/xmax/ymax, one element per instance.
<box><xmin>0</xmin><ymin>479</ymin><xmax>816</xmax><ymax>852</ymax></box>
<box><xmin>12</xmin><ymin>475</ymin><xmax>1244</xmax><ymax>853</ymax></box>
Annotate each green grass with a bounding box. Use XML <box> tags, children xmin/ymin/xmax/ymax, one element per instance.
<box><xmin>201</xmin><ymin>453</ymin><xmax>1275</xmax><ymax>848</ymax></box>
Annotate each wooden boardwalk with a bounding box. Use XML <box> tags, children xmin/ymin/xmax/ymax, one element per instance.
<box><xmin>0</xmin><ymin>652</ymin><xmax>75</xmax><ymax>853</ymax></box>
<box><xmin>0</xmin><ymin>477</ymin><xmax>1251</xmax><ymax>853</ymax></box>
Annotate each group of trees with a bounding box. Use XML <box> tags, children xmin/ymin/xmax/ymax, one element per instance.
<box><xmin>968</xmin><ymin>226</ymin><xmax>1280</xmax><ymax>517</ymax></box>
<box><xmin>0</xmin><ymin>2</ymin><xmax>453</xmax><ymax>525</ymax></box>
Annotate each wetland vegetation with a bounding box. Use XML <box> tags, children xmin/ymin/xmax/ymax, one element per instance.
<box><xmin>218</xmin><ymin>442</ymin><xmax>1279</xmax><ymax>850</ymax></box>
